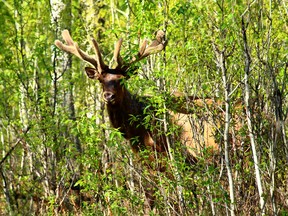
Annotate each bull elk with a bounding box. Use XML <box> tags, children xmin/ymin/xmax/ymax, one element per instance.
<box><xmin>55</xmin><ymin>29</ymin><xmax>219</xmax><ymax>212</ymax></box>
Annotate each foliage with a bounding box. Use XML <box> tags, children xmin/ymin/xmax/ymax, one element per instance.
<box><xmin>0</xmin><ymin>0</ymin><xmax>287</xmax><ymax>215</ymax></box>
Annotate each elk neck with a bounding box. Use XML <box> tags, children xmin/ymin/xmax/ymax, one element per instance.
<box><xmin>105</xmin><ymin>88</ymin><xmax>147</xmax><ymax>141</ymax></box>
<box><xmin>105</xmin><ymin>88</ymin><xmax>170</xmax><ymax>155</ymax></box>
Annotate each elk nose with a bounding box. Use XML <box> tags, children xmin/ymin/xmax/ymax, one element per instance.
<box><xmin>103</xmin><ymin>92</ymin><xmax>115</xmax><ymax>102</ymax></box>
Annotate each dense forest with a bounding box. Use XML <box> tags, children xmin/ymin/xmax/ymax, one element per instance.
<box><xmin>0</xmin><ymin>0</ymin><xmax>287</xmax><ymax>215</ymax></box>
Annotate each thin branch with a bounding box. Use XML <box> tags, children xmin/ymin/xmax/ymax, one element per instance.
<box><xmin>0</xmin><ymin>127</ymin><xmax>30</xmax><ymax>167</ymax></box>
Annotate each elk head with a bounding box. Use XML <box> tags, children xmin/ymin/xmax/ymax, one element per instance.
<box><xmin>55</xmin><ymin>30</ymin><xmax>167</xmax><ymax>106</ymax></box>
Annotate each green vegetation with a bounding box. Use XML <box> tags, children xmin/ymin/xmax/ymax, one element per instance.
<box><xmin>0</xmin><ymin>0</ymin><xmax>287</xmax><ymax>215</ymax></box>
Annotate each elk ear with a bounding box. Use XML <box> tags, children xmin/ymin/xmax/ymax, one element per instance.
<box><xmin>85</xmin><ymin>67</ymin><xmax>100</xmax><ymax>79</ymax></box>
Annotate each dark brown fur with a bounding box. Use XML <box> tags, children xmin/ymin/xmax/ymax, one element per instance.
<box><xmin>100</xmin><ymin>73</ymin><xmax>169</xmax><ymax>156</ymax></box>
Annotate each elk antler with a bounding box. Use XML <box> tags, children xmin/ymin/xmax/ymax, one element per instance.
<box><xmin>113</xmin><ymin>38</ymin><xmax>125</xmax><ymax>69</ymax></box>
<box><xmin>55</xmin><ymin>30</ymin><xmax>108</xmax><ymax>73</ymax></box>
<box><xmin>114</xmin><ymin>30</ymin><xmax>167</xmax><ymax>71</ymax></box>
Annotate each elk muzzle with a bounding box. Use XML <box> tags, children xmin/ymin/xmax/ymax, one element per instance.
<box><xmin>103</xmin><ymin>91</ymin><xmax>116</xmax><ymax>104</ymax></box>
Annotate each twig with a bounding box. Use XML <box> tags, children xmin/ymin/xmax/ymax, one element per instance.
<box><xmin>0</xmin><ymin>127</ymin><xmax>30</xmax><ymax>167</ymax></box>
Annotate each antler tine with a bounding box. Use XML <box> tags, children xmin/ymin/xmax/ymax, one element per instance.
<box><xmin>129</xmin><ymin>30</ymin><xmax>167</xmax><ymax>65</ymax></box>
<box><xmin>55</xmin><ymin>30</ymin><xmax>81</xmax><ymax>59</ymax></box>
<box><xmin>91</xmin><ymin>39</ymin><xmax>108</xmax><ymax>73</ymax></box>
<box><xmin>114</xmin><ymin>38</ymin><xmax>124</xmax><ymax>69</ymax></box>
<box><xmin>76</xmin><ymin>43</ymin><xmax>99</xmax><ymax>67</ymax></box>
<box><xmin>55</xmin><ymin>30</ymin><xmax>98</xmax><ymax>68</ymax></box>
<box><xmin>138</xmin><ymin>39</ymin><xmax>148</xmax><ymax>57</ymax></box>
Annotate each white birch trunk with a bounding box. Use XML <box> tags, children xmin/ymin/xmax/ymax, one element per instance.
<box><xmin>221</xmin><ymin>57</ymin><xmax>236</xmax><ymax>216</ymax></box>
<box><xmin>242</xmin><ymin>19</ymin><xmax>265</xmax><ymax>215</ymax></box>
<box><xmin>212</xmin><ymin>44</ymin><xmax>236</xmax><ymax>216</ymax></box>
